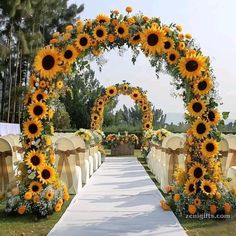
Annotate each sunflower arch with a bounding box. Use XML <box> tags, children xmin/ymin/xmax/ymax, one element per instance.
<box><xmin>90</xmin><ymin>83</ymin><xmax>153</xmax><ymax>131</ymax></box>
<box><xmin>6</xmin><ymin>6</ymin><xmax>235</xmax><ymax>217</ymax></box>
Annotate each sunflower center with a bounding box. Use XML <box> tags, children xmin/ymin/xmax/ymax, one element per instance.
<box><xmin>96</xmin><ymin>29</ymin><xmax>104</xmax><ymax>37</ymax></box>
<box><xmin>147</xmin><ymin>33</ymin><xmax>159</xmax><ymax>46</ymax></box>
<box><xmin>80</xmin><ymin>37</ymin><xmax>88</xmax><ymax>46</ymax></box>
<box><xmin>64</xmin><ymin>50</ymin><xmax>73</xmax><ymax>59</ymax></box>
<box><xmin>31</xmin><ymin>155</ymin><xmax>40</xmax><ymax>166</ymax></box>
<box><xmin>208</xmin><ymin>111</ymin><xmax>215</xmax><ymax>121</ymax></box>
<box><xmin>133</xmin><ymin>34</ymin><xmax>140</xmax><ymax>41</ymax></box>
<box><xmin>118</xmin><ymin>27</ymin><xmax>125</xmax><ymax>34</ymax></box>
<box><xmin>196</xmin><ymin>123</ymin><xmax>206</xmax><ymax>134</ymax></box>
<box><xmin>169</xmin><ymin>54</ymin><xmax>176</xmax><ymax>61</ymax></box>
<box><xmin>33</xmin><ymin>105</ymin><xmax>43</xmax><ymax>116</ymax></box>
<box><xmin>133</xmin><ymin>93</ymin><xmax>138</xmax><ymax>97</ymax></box>
<box><xmin>203</xmin><ymin>185</ymin><xmax>211</xmax><ymax>193</ymax></box>
<box><xmin>189</xmin><ymin>183</ymin><xmax>195</xmax><ymax>192</ymax></box>
<box><xmin>192</xmin><ymin>102</ymin><xmax>202</xmax><ymax>113</ymax></box>
<box><xmin>198</xmin><ymin>80</ymin><xmax>207</xmax><ymax>91</ymax></box>
<box><xmin>206</xmin><ymin>143</ymin><xmax>215</xmax><ymax>152</ymax></box>
<box><xmin>42</xmin><ymin>169</ymin><xmax>51</xmax><ymax>180</ymax></box>
<box><xmin>185</xmin><ymin>60</ymin><xmax>198</xmax><ymax>72</ymax></box>
<box><xmin>32</xmin><ymin>185</ymin><xmax>39</xmax><ymax>192</ymax></box>
<box><xmin>109</xmin><ymin>89</ymin><xmax>114</xmax><ymax>94</ymax></box>
<box><xmin>94</xmin><ymin>116</ymin><xmax>98</xmax><ymax>120</ymax></box>
<box><xmin>194</xmin><ymin>167</ymin><xmax>203</xmax><ymax>178</ymax></box>
<box><xmin>164</xmin><ymin>41</ymin><xmax>171</xmax><ymax>49</ymax></box>
<box><xmin>99</xmin><ymin>19</ymin><xmax>106</xmax><ymax>24</ymax></box>
<box><xmin>143</xmin><ymin>106</ymin><xmax>147</xmax><ymax>110</ymax></box>
<box><xmin>29</xmin><ymin>123</ymin><xmax>38</xmax><ymax>134</ymax></box>
<box><xmin>36</xmin><ymin>94</ymin><xmax>44</xmax><ymax>101</ymax></box>
<box><xmin>42</xmin><ymin>55</ymin><xmax>55</xmax><ymax>70</ymax></box>
<box><xmin>146</xmin><ymin>124</ymin><xmax>150</xmax><ymax>128</ymax></box>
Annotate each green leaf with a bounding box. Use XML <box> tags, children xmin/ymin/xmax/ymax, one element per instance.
<box><xmin>222</xmin><ymin>112</ymin><xmax>230</xmax><ymax>120</ymax></box>
<box><xmin>28</xmin><ymin>171</ymin><xmax>36</xmax><ymax>179</ymax></box>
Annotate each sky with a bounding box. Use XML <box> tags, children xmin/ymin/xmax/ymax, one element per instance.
<box><xmin>68</xmin><ymin>0</ymin><xmax>236</xmax><ymax>120</ymax></box>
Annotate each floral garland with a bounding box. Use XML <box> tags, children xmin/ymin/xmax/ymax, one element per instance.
<box><xmin>105</xmin><ymin>133</ymin><xmax>139</xmax><ymax>148</ymax></box>
<box><xmin>7</xmin><ymin>5</ymin><xmax>235</xmax><ymax>216</ymax></box>
<box><xmin>90</xmin><ymin>82</ymin><xmax>153</xmax><ymax>130</ymax></box>
<box><xmin>75</xmin><ymin>128</ymin><xmax>93</xmax><ymax>147</ymax></box>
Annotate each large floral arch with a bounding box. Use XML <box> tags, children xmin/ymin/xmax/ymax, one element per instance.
<box><xmin>90</xmin><ymin>83</ymin><xmax>153</xmax><ymax>130</ymax></box>
<box><xmin>6</xmin><ymin>6</ymin><xmax>235</xmax><ymax>217</ymax></box>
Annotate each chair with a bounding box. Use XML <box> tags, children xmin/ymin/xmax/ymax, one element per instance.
<box><xmin>219</xmin><ymin>137</ymin><xmax>229</xmax><ymax>176</ymax></box>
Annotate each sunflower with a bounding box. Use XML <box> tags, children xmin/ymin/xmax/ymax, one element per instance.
<box><xmin>91</xmin><ymin>113</ymin><xmax>100</xmax><ymax>122</ymax></box>
<box><xmin>38</xmin><ymin>165</ymin><xmax>55</xmax><ymax>184</ymax></box>
<box><xmin>178</xmin><ymin>53</ymin><xmax>206</xmax><ymax>80</ymax></box>
<box><xmin>138</xmin><ymin>98</ymin><xmax>144</xmax><ymax>106</ymax></box>
<box><xmin>24</xmin><ymin>191</ymin><xmax>32</xmax><ymax>200</ymax></box>
<box><xmin>56</xmin><ymin>80</ymin><xmax>64</xmax><ymax>89</ymax></box>
<box><xmin>163</xmin><ymin>38</ymin><xmax>175</xmax><ymax>53</ymax></box>
<box><xmin>39</xmin><ymin>80</ymin><xmax>47</xmax><ymax>89</ymax></box>
<box><xmin>201</xmin><ymin>138</ymin><xmax>219</xmax><ymax>158</ymax></box>
<box><xmin>188</xmin><ymin>162</ymin><xmax>207</xmax><ymax>181</ymax></box>
<box><xmin>142</xmin><ymin>104</ymin><xmax>149</xmax><ymax>112</ymax></box>
<box><xmin>143</xmin><ymin>122</ymin><xmax>152</xmax><ymax>130</ymax></box>
<box><xmin>184</xmin><ymin>179</ymin><xmax>196</xmax><ymax>195</ymax></box>
<box><xmin>29</xmin><ymin>181</ymin><xmax>43</xmax><ymax>195</ymax></box>
<box><xmin>62</xmin><ymin>45</ymin><xmax>78</xmax><ymax>64</ymax></box>
<box><xmin>32</xmin><ymin>89</ymin><xmax>48</xmax><ymax>102</ymax></box>
<box><xmin>115</xmin><ymin>22</ymin><xmax>129</xmax><ymax>39</ymax></box>
<box><xmin>96</xmin><ymin>14</ymin><xmax>110</xmax><ymax>24</ymax></box>
<box><xmin>130</xmin><ymin>90</ymin><xmax>141</xmax><ymax>100</ymax></box>
<box><xmin>75</xmin><ymin>33</ymin><xmax>91</xmax><ymax>51</ymax></box>
<box><xmin>192</xmin><ymin>119</ymin><xmax>211</xmax><ymax>139</ymax></box>
<box><xmin>106</xmin><ymin>86</ymin><xmax>117</xmax><ymax>97</ymax></box>
<box><xmin>193</xmin><ymin>76</ymin><xmax>213</xmax><ymax>95</ymax></box>
<box><xmin>25</xmin><ymin>150</ymin><xmax>46</xmax><ymax>170</ymax></box>
<box><xmin>108</xmin><ymin>34</ymin><xmax>116</xmax><ymax>43</ymax></box>
<box><xmin>45</xmin><ymin>191</ymin><xmax>54</xmax><ymax>201</ymax></box>
<box><xmin>97</xmin><ymin>106</ymin><xmax>104</xmax><ymax>114</ymax></box>
<box><xmin>28</xmin><ymin>101</ymin><xmax>48</xmax><ymax>120</ymax></box>
<box><xmin>34</xmin><ymin>47</ymin><xmax>61</xmax><ymax>79</ymax></box>
<box><xmin>129</xmin><ymin>33</ymin><xmax>141</xmax><ymax>45</ymax></box>
<box><xmin>187</xmin><ymin>98</ymin><xmax>206</xmax><ymax>117</ymax></box>
<box><xmin>193</xmin><ymin>197</ymin><xmax>202</xmax><ymax>207</ymax></box>
<box><xmin>174</xmin><ymin>168</ymin><xmax>186</xmax><ymax>185</ymax></box>
<box><xmin>166</xmin><ymin>49</ymin><xmax>180</xmax><ymax>65</ymax></box>
<box><xmin>23</xmin><ymin>119</ymin><xmax>43</xmax><ymax>139</ymax></box>
<box><xmin>97</xmin><ymin>98</ymin><xmax>105</xmax><ymax>106</ymax></box>
<box><xmin>122</xmin><ymin>83</ymin><xmax>129</xmax><ymax>93</ymax></box>
<box><xmin>207</xmin><ymin>109</ymin><xmax>220</xmax><ymax>126</ymax></box>
<box><xmin>93</xmin><ymin>25</ymin><xmax>108</xmax><ymax>42</ymax></box>
<box><xmin>200</xmin><ymin>179</ymin><xmax>217</xmax><ymax>197</ymax></box>
<box><xmin>141</xmin><ymin>26</ymin><xmax>166</xmax><ymax>55</ymax></box>
<box><xmin>188</xmin><ymin>204</ymin><xmax>197</xmax><ymax>215</ymax></box>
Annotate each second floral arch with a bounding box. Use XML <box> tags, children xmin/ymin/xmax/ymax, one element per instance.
<box><xmin>90</xmin><ymin>83</ymin><xmax>153</xmax><ymax>131</ymax></box>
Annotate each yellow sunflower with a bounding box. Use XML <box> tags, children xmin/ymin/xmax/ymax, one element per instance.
<box><xmin>173</xmin><ymin>168</ymin><xmax>186</xmax><ymax>185</ymax></box>
<box><xmin>39</xmin><ymin>80</ymin><xmax>47</xmax><ymax>89</ymax></box>
<box><xmin>178</xmin><ymin>53</ymin><xmax>206</xmax><ymax>80</ymax></box>
<box><xmin>25</xmin><ymin>150</ymin><xmax>46</xmax><ymax>170</ymax></box>
<box><xmin>106</xmin><ymin>86</ymin><xmax>117</xmax><ymax>97</ymax></box>
<box><xmin>192</xmin><ymin>119</ymin><xmax>211</xmax><ymax>139</ymax></box>
<box><xmin>187</xmin><ymin>98</ymin><xmax>207</xmax><ymax>117</ymax></box>
<box><xmin>188</xmin><ymin>162</ymin><xmax>207</xmax><ymax>181</ymax></box>
<box><xmin>129</xmin><ymin>33</ymin><xmax>141</xmax><ymax>45</ymax></box>
<box><xmin>56</xmin><ymin>80</ymin><xmax>64</xmax><ymax>89</ymax></box>
<box><xmin>45</xmin><ymin>191</ymin><xmax>54</xmax><ymax>201</ymax></box>
<box><xmin>75</xmin><ymin>33</ymin><xmax>91</xmax><ymax>51</ymax></box>
<box><xmin>163</xmin><ymin>38</ymin><xmax>175</xmax><ymax>53</ymax></box>
<box><xmin>200</xmin><ymin>179</ymin><xmax>217</xmax><ymax>197</ymax></box>
<box><xmin>62</xmin><ymin>45</ymin><xmax>78</xmax><ymax>64</ymax></box>
<box><xmin>140</xmin><ymin>25</ymin><xmax>166</xmax><ymax>55</ymax></box>
<box><xmin>96</xmin><ymin>14</ymin><xmax>110</xmax><ymax>24</ymax></box>
<box><xmin>207</xmin><ymin>109</ymin><xmax>221</xmax><ymax>126</ymax></box>
<box><xmin>184</xmin><ymin>179</ymin><xmax>196</xmax><ymax>195</ymax></box>
<box><xmin>193</xmin><ymin>197</ymin><xmax>202</xmax><ymax>207</ymax></box>
<box><xmin>93</xmin><ymin>25</ymin><xmax>108</xmax><ymax>42</ymax></box>
<box><xmin>97</xmin><ymin>106</ymin><xmax>104</xmax><ymax>114</ymax></box>
<box><xmin>122</xmin><ymin>83</ymin><xmax>129</xmax><ymax>93</ymax></box>
<box><xmin>142</xmin><ymin>104</ymin><xmax>149</xmax><ymax>112</ymax></box>
<box><xmin>37</xmin><ymin>165</ymin><xmax>55</xmax><ymax>184</ymax></box>
<box><xmin>28</xmin><ymin>101</ymin><xmax>48</xmax><ymax>120</ymax></box>
<box><xmin>34</xmin><ymin>47</ymin><xmax>61</xmax><ymax>79</ymax></box>
<box><xmin>32</xmin><ymin>89</ymin><xmax>48</xmax><ymax>102</ymax></box>
<box><xmin>130</xmin><ymin>90</ymin><xmax>141</xmax><ymax>100</ymax></box>
<box><xmin>91</xmin><ymin>113</ymin><xmax>100</xmax><ymax>122</ymax></box>
<box><xmin>166</xmin><ymin>49</ymin><xmax>180</xmax><ymax>65</ymax></box>
<box><xmin>138</xmin><ymin>98</ymin><xmax>144</xmax><ymax>106</ymax></box>
<box><xmin>23</xmin><ymin>119</ymin><xmax>43</xmax><ymax>139</ymax></box>
<box><xmin>97</xmin><ymin>98</ymin><xmax>105</xmax><ymax>106</ymax></box>
<box><xmin>115</xmin><ymin>22</ymin><xmax>129</xmax><ymax>39</ymax></box>
<box><xmin>193</xmin><ymin>76</ymin><xmax>213</xmax><ymax>95</ymax></box>
<box><xmin>143</xmin><ymin>122</ymin><xmax>152</xmax><ymax>130</ymax></box>
<box><xmin>29</xmin><ymin>181</ymin><xmax>43</xmax><ymax>195</ymax></box>
<box><xmin>201</xmin><ymin>138</ymin><xmax>219</xmax><ymax>158</ymax></box>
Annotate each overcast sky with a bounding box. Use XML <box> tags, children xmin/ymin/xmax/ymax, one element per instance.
<box><xmin>68</xmin><ymin>0</ymin><xmax>236</xmax><ymax>119</ymax></box>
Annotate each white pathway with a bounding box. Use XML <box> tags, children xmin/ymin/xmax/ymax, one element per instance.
<box><xmin>48</xmin><ymin>157</ymin><xmax>187</xmax><ymax>236</ymax></box>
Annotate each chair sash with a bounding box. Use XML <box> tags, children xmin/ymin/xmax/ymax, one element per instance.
<box><xmin>229</xmin><ymin>148</ymin><xmax>236</xmax><ymax>166</ymax></box>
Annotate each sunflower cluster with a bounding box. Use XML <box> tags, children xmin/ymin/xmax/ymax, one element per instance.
<box><xmin>11</xmin><ymin>6</ymin><xmax>235</xmax><ymax>217</ymax></box>
<box><xmin>105</xmin><ymin>133</ymin><xmax>139</xmax><ymax>148</ymax></box>
<box><xmin>90</xmin><ymin>83</ymin><xmax>153</xmax><ymax>130</ymax></box>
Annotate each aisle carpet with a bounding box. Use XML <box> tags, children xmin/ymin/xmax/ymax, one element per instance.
<box><xmin>48</xmin><ymin>157</ymin><xmax>187</xmax><ymax>236</ymax></box>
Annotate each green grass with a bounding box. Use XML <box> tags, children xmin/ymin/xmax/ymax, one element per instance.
<box><xmin>0</xmin><ymin>196</ymin><xmax>73</xmax><ymax>236</ymax></box>
<box><xmin>136</xmin><ymin>155</ymin><xmax>236</xmax><ymax>236</ymax></box>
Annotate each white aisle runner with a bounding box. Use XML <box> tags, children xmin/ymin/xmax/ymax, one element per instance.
<box><xmin>48</xmin><ymin>157</ymin><xmax>187</xmax><ymax>236</ymax></box>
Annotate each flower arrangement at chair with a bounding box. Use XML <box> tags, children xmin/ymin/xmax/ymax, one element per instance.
<box><xmin>90</xmin><ymin>82</ymin><xmax>153</xmax><ymax>131</ymax></box>
<box><xmin>92</xmin><ymin>129</ymin><xmax>105</xmax><ymax>145</ymax></box>
<box><xmin>75</xmin><ymin>128</ymin><xmax>93</xmax><ymax>147</ymax></box>
<box><xmin>12</xmin><ymin>5</ymin><xmax>235</xmax><ymax>217</ymax></box>
<box><xmin>152</xmin><ymin>128</ymin><xmax>171</xmax><ymax>144</ymax></box>
<box><xmin>105</xmin><ymin>133</ymin><xmax>139</xmax><ymax>148</ymax></box>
